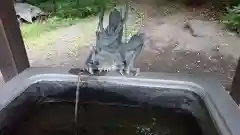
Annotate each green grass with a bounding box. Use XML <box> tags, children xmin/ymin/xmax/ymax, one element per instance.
<box><xmin>21</xmin><ymin>17</ymin><xmax>80</xmax><ymax>40</ymax></box>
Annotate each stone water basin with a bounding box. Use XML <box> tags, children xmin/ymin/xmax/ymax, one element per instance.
<box><xmin>0</xmin><ymin>68</ymin><xmax>239</xmax><ymax>135</ymax></box>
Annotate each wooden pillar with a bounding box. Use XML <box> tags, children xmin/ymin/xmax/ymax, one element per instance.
<box><xmin>0</xmin><ymin>0</ymin><xmax>29</xmax><ymax>82</ymax></box>
<box><xmin>231</xmin><ymin>58</ymin><xmax>240</xmax><ymax>105</ymax></box>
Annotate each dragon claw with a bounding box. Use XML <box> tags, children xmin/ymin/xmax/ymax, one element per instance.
<box><xmin>88</xmin><ymin>67</ymin><xmax>94</xmax><ymax>75</ymax></box>
<box><xmin>134</xmin><ymin>68</ymin><xmax>140</xmax><ymax>76</ymax></box>
<box><xmin>125</xmin><ymin>68</ymin><xmax>130</xmax><ymax>76</ymax></box>
<box><xmin>84</xmin><ymin>4</ymin><xmax>143</xmax><ymax>76</ymax></box>
<box><xmin>119</xmin><ymin>69</ymin><xmax>124</xmax><ymax>76</ymax></box>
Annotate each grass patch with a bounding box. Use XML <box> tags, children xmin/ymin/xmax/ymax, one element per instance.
<box><xmin>21</xmin><ymin>17</ymin><xmax>80</xmax><ymax>40</ymax></box>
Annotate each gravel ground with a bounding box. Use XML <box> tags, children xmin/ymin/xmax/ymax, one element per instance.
<box><xmin>1</xmin><ymin>1</ymin><xmax>240</xmax><ymax>91</ymax></box>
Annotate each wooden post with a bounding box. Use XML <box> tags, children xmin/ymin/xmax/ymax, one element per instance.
<box><xmin>0</xmin><ymin>0</ymin><xmax>29</xmax><ymax>82</ymax></box>
<box><xmin>231</xmin><ymin>58</ymin><xmax>240</xmax><ymax>105</ymax></box>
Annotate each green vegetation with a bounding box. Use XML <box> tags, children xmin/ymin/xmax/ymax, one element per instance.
<box><xmin>222</xmin><ymin>5</ymin><xmax>240</xmax><ymax>33</ymax></box>
<box><xmin>21</xmin><ymin>17</ymin><xmax>79</xmax><ymax>40</ymax></box>
<box><xmin>21</xmin><ymin>0</ymin><xmax>115</xmax><ymax>43</ymax></box>
<box><xmin>228</xmin><ymin>0</ymin><xmax>240</xmax><ymax>7</ymax></box>
<box><xmin>221</xmin><ymin>0</ymin><xmax>240</xmax><ymax>33</ymax></box>
<box><xmin>219</xmin><ymin>0</ymin><xmax>240</xmax><ymax>33</ymax></box>
<box><xmin>27</xmin><ymin>0</ymin><xmax>115</xmax><ymax>18</ymax></box>
<box><xmin>176</xmin><ymin>0</ymin><xmax>240</xmax><ymax>34</ymax></box>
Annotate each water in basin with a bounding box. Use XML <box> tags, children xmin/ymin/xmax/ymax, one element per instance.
<box><xmin>9</xmin><ymin>101</ymin><xmax>202</xmax><ymax>135</ymax></box>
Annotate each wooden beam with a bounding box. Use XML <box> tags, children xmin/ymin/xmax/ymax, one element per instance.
<box><xmin>231</xmin><ymin>58</ymin><xmax>240</xmax><ymax>105</ymax></box>
<box><xmin>0</xmin><ymin>0</ymin><xmax>29</xmax><ymax>82</ymax></box>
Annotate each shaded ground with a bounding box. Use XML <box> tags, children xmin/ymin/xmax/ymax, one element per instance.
<box><xmin>1</xmin><ymin>1</ymin><xmax>240</xmax><ymax>91</ymax></box>
<box><xmin>134</xmin><ymin>1</ymin><xmax>239</xmax><ymax>90</ymax></box>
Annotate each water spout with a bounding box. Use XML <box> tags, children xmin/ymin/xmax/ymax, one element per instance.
<box><xmin>75</xmin><ymin>73</ymin><xmax>82</xmax><ymax>135</ymax></box>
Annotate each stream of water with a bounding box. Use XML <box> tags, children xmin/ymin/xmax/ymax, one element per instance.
<box><xmin>75</xmin><ymin>73</ymin><xmax>82</xmax><ymax>135</ymax></box>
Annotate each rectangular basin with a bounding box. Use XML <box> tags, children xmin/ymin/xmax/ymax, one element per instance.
<box><xmin>0</xmin><ymin>68</ymin><xmax>239</xmax><ymax>135</ymax></box>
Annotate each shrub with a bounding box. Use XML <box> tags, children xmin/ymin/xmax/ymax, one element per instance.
<box><xmin>222</xmin><ymin>4</ymin><xmax>240</xmax><ymax>33</ymax></box>
<box><xmin>27</xmin><ymin>0</ymin><xmax>116</xmax><ymax>19</ymax></box>
<box><xmin>229</xmin><ymin>0</ymin><xmax>240</xmax><ymax>6</ymax></box>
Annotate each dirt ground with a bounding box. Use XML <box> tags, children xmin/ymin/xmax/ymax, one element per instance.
<box><xmin>1</xmin><ymin>1</ymin><xmax>240</xmax><ymax>90</ymax></box>
<box><xmin>134</xmin><ymin>1</ymin><xmax>239</xmax><ymax>90</ymax></box>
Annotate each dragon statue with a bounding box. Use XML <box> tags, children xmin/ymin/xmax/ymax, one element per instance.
<box><xmin>85</xmin><ymin>2</ymin><xmax>144</xmax><ymax>76</ymax></box>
